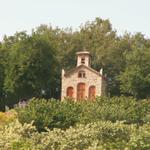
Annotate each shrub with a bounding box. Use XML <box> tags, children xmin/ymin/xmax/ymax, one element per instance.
<box><xmin>0</xmin><ymin>119</ymin><xmax>35</xmax><ymax>149</ymax></box>
<box><xmin>0</xmin><ymin>120</ymin><xmax>150</xmax><ymax>150</ymax></box>
<box><xmin>16</xmin><ymin>97</ymin><xmax>150</xmax><ymax>132</ymax></box>
<box><xmin>79</xmin><ymin>96</ymin><xmax>150</xmax><ymax>125</ymax></box>
<box><xmin>16</xmin><ymin>98</ymin><xmax>82</xmax><ymax>131</ymax></box>
<box><xmin>0</xmin><ymin>110</ymin><xmax>17</xmax><ymax>129</ymax></box>
<box><xmin>138</xmin><ymin>99</ymin><xmax>150</xmax><ymax>123</ymax></box>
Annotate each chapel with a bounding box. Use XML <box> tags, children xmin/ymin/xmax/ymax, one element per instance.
<box><xmin>61</xmin><ymin>50</ymin><xmax>106</xmax><ymax>101</ymax></box>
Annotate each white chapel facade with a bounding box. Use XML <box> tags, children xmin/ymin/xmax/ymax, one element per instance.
<box><xmin>61</xmin><ymin>51</ymin><xmax>106</xmax><ymax>101</ymax></box>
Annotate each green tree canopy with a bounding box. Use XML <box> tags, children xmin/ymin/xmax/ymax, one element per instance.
<box><xmin>3</xmin><ymin>32</ymin><xmax>56</xmax><ymax>106</ymax></box>
<box><xmin>119</xmin><ymin>46</ymin><xmax>150</xmax><ymax>98</ymax></box>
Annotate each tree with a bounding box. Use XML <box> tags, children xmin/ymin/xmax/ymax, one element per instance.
<box><xmin>0</xmin><ymin>47</ymin><xmax>5</xmax><ymax>110</ymax></box>
<box><xmin>76</xmin><ymin>18</ymin><xmax>126</xmax><ymax>95</ymax></box>
<box><xmin>119</xmin><ymin>46</ymin><xmax>150</xmax><ymax>98</ymax></box>
<box><xmin>3</xmin><ymin>32</ymin><xmax>56</xmax><ymax>106</ymax></box>
<box><xmin>34</xmin><ymin>18</ymin><xmax>129</xmax><ymax>96</ymax></box>
<box><xmin>0</xmin><ymin>42</ymin><xmax>10</xmax><ymax>111</ymax></box>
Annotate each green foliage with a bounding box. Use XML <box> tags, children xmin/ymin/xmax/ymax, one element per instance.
<box><xmin>0</xmin><ymin>119</ymin><xmax>150</xmax><ymax>150</ymax></box>
<box><xmin>1</xmin><ymin>96</ymin><xmax>150</xmax><ymax>149</ymax></box>
<box><xmin>3</xmin><ymin>32</ymin><xmax>56</xmax><ymax>106</ymax></box>
<box><xmin>119</xmin><ymin>46</ymin><xmax>150</xmax><ymax>98</ymax></box>
<box><xmin>0</xmin><ymin>120</ymin><xmax>36</xmax><ymax>149</ymax></box>
<box><xmin>0</xmin><ymin>46</ymin><xmax>9</xmax><ymax>110</ymax></box>
<box><xmin>16</xmin><ymin>97</ymin><xmax>150</xmax><ymax>132</ymax></box>
<box><xmin>79</xmin><ymin>96</ymin><xmax>150</xmax><ymax>125</ymax></box>
<box><xmin>16</xmin><ymin>98</ymin><xmax>82</xmax><ymax>131</ymax></box>
<box><xmin>0</xmin><ymin>110</ymin><xmax>17</xmax><ymax>129</ymax></box>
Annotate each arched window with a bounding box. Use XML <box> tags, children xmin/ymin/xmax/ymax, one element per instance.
<box><xmin>89</xmin><ymin>86</ymin><xmax>96</xmax><ymax>99</ymax></box>
<box><xmin>66</xmin><ymin>87</ymin><xmax>74</xmax><ymax>98</ymax></box>
<box><xmin>81</xmin><ymin>57</ymin><xmax>85</xmax><ymax>64</ymax></box>
<box><xmin>77</xmin><ymin>83</ymin><xmax>85</xmax><ymax>99</ymax></box>
<box><xmin>78</xmin><ymin>70</ymin><xmax>86</xmax><ymax>78</ymax></box>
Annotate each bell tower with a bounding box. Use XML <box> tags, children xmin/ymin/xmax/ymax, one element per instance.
<box><xmin>76</xmin><ymin>51</ymin><xmax>91</xmax><ymax>67</ymax></box>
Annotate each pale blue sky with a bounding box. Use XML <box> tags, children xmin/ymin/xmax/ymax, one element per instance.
<box><xmin>0</xmin><ymin>0</ymin><xmax>150</xmax><ymax>40</ymax></box>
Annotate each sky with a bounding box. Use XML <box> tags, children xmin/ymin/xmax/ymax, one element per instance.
<box><xmin>0</xmin><ymin>0</ymin><xmax>150</xmax><ymax>40</ymax></box>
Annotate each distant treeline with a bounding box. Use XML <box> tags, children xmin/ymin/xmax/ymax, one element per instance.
<box><xmin>0</xmin><ymin>17</ymin><xmax>150</xmax><ymax>109</ymax></box>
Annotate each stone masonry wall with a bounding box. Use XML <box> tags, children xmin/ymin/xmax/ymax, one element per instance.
<box><xmin>61</xmin><ymin>66</ymin><xmax>104</xmax><ymax>100</ymax></box>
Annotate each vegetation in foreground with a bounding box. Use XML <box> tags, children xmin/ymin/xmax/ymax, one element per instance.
<box><xmin>0</xmin><ymin>96</ymin><xmax>150</xmax><ymax>149</ymax></box>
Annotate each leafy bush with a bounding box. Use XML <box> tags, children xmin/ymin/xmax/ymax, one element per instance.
<box><xmin>1</xmin><ymin>96</ymin><xmax>150</xmax><ymax>149</ymax></box>
<box><xmin>0</xmin><ymin>110</ymin><xmax>17</xmax><ymax>129</ymax></box>
<box><xmin>80</xmin><ymin>96</ymin><xmax>150</xmax><ymax>124</ymax></box>
<box><xmin>0</xmin><ymin>120</ymin><xmax>150</xmax><ymax>150</ymax></box>
<box><xmin>0</xmin><ymin>119</ymin><xmax>35</xmax><ymax>149</ymax></box>
<box><xmin>138</xmin><ymin>99</ymin><xmax>150</xmax><ymax>123</ymax></box>
<box><xmin>16</xmin><ymin>98</ymin><xmax>82</xmax><ymax>131</ymax></box>
<box><xmin>16</xmin><ymin>97</ymin><xmax>150</xmax><ymax>132</ymax></box>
